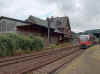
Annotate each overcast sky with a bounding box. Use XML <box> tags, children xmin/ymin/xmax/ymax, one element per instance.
<box><xmin>0</xmin><ymin>0</ymin><xmax>100</xmax><ymax>33</ymax></box>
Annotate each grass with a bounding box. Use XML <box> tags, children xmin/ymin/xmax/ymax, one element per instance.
<box><xmin>88</xmin><ymin>45</ymin><xmax>100</xmax><ymax>50</ymax></box>
<box><xmin>47</xmin><ymin>42</ymin><xmax>73</xmax><ymax>49</ymax></box>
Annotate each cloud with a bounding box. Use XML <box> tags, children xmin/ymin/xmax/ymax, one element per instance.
<box><xmin>0</xmin><ymin>0</ymin><xmax>100</xmax><ymax>32</ymax></box>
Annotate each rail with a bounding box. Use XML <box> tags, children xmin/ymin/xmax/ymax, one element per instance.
<box><xmin>0</xmin><ymin>46</ymin><xmax>81</xmax><ymax>74</ymax></box>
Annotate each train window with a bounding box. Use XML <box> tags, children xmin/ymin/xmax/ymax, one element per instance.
<box><xmin>79</xmin><ymin>35</ymin><xmax>88</xmax><ymax>42</ymax></box>
<box><xmin>80</xmin><ymin>37</ymin><xmax>88</xmax><ymax>42</ymax></box>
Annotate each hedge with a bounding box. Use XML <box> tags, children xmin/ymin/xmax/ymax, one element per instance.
<box><xmin>0</xmin><ymin>33</ymin><xmax>44</xmax><ymax>56</ymax></box>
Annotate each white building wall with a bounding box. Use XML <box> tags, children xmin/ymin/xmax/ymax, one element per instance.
<box><xmin>0</xmin><ymin>19</ymin><xmax>28</xmax><ymax>33</ymax></box>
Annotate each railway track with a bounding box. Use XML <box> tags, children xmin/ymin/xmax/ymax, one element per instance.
<box><xmin>30</xmin><ymin>49</ymin><xmax>83</xmax><ymax>74</ymax></box>
<box><xmin>0</xmin><ymin>46</ymin><xmax>75</xmax><ymax>67</ymax></box>
<box><xmin>0</xmin><ymin>46</ymin><xmax>82</xmax><ymax>74</ymax></box>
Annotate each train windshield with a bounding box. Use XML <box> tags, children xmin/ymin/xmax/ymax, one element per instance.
<box><xmin>80</xmin><ymin>35</ymin><xmax>88</xmax><ymax>42</ymax></box>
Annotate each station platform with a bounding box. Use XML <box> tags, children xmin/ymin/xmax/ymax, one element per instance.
<box><xmin>57</xmin><ymin>45</ymin><xmax>100</xmax><ymax>74</ymax></box>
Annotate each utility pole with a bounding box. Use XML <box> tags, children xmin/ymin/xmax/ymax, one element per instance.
<box><xmin>97</xmin><ymin>33</ymin><xmax>100</xmax><ymax>44</ymax></box>
<box><xmin>47</xmin><ymin>17</ymin><xmax>50</xmax><ymax>45</ymax></box>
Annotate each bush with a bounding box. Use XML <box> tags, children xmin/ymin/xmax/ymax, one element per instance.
<box><xmin>7</xmin><ymin>33</ymin><xmax>25</xmax><ymax>50</ymax></box>
<box><xmin>31</xmin><ymin>37</ymin><xmax>44</xmax><ymax>51</ymax></box>
<box><xmin>0</xmin><ymin>33</ymin><xmax>44</xmax><ymax>56</ymax></box>
<box><xmin>0</xmin><ymin>35</ymin><xmax>15</xmax><ymax>56</ymax></box>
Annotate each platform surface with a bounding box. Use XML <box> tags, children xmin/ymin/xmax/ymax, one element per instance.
<box><xmin>58</xmin><ymin>45</ymin><xmax>100</xmax><ymax>74</ymax></box>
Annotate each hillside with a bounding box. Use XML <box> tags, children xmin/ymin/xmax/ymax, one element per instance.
<box><xmin>85</xmin><ymin>29</ymin><xmax>100</xmax><ymax>34</ymax></box>
<box><xmin>78</xmin><ymin>29</ymin><xmax>100</xmax><ymax>35</ymax></box>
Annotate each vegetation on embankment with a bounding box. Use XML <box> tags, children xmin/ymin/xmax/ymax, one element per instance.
<box><xmin>0</xmin><ymin>33</ymin><xmax>44</xmax><ymax>56</ymax></box>
<box><xmin>45</xmin><ymin>42</ymin><xmax>73</xmax><ymax>50</ymax></box>
<box><xmin>0</xmin><ymin>33</ymin><xmax>73</xmax><ymax>57</ymax></box>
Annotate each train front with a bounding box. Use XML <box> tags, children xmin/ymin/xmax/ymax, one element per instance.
<box><xmin>79</xmin><ymin>35</ymin><xmax>91</xmax><ymax>49</ymax></box>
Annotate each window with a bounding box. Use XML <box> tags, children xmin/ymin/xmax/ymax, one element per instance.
<box><xmin>0</xmin><ymin>20</ymin><xmax>16</xmax><ymax>33</ymax></box>
<box><xmin>80</xmin><ymin>35</ymin><xmax>88</xmax><ymax>42</ymax></box>
<box><xmin>0</xmin><ymin>23</ymin><xmax>2</xmax><ymax>32</ymax></box>
<box><xmin>58</xmin><ymin>28</ymin><xmax>64</xmax><ymax>32</ymax></box>
<box><xmin>2</xmin><ymin>21</ymin><xmax>7</xmax><ymax>32</ymax></box>
<box><xmin>0</xmin><ymin>21</ymin><xmax>7</xmax><ymax>33</ymax></box>
<box><xmin>59</xmin><ymin>35</ymin><xmax>63</xmax><ymax>40</ymax></box>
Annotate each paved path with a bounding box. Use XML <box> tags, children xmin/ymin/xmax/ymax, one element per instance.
<box><xmin>57</xmin><ymin>45</ymin><xmax>100</xmax><ymax>74</ymax></box>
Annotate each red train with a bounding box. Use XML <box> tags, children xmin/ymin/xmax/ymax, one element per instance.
<box><xmin>78</xmin><ymin>34</ymin><xmax>95</xmax><ymax>49</ymax></box>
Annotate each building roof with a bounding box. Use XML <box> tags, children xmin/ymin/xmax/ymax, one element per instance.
<box><xmin>26</xmin><ymin>16</ymin><xmax>71</xmax><ymax>32</ymax></box>
<box><xmin>0</xmin><ymin>16</ymin><xmax>30</xmax><ymax>25</ymax></box>
<box><xmin>0</xmin><ymin>16</ymin><xmax>71</xmax><ymax>35</ymax></box>
<box><xmin>0</xmin><ymin>16</ymin><xmax>54</xmax><ymax>29</ymax></box>
<box><xmin>26</xmin><ymin>16</ymin><xmax>56</xmax><ymax>29</ymax></box>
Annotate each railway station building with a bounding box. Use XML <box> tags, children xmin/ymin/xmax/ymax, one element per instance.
<box><xmin>0</xmin><ymin>16</ymin><xmax>73</xmax><ymax>46</ymax></box>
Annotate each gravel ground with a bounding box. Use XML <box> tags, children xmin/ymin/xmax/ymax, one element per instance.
<box><xmin>57</xmin><ymin>45</ymin><xmax>100</xmax><ymax>74</ymax></box>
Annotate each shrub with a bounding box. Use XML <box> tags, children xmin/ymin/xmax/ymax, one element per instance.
<box><xmin>0</xmin><ymin>33</ymin><xmax>44</xmax><ymax>56</ymax></box>
<box><xmin>28</xmin><ymin>36</ymin><xmax>44</xmax><ymax>51</ymax></box>
<box><xmin>31</xmin><ymin>37</ymin><xmax>44</xmax><ymax>51</ymax></box>
<box><xmin>7</xmin><ymin>33</ymin><xmax>24</xmax><ymax>50</ymax></box>
<box><xmin>22</xmin><ymin>36</ymin><xmax>32</xmax><ymax>50</ymax></box>
<box><xmin>0</xmin><ymin>35</ymin><xmax>15</xmax><ymax>56</ymax></box>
